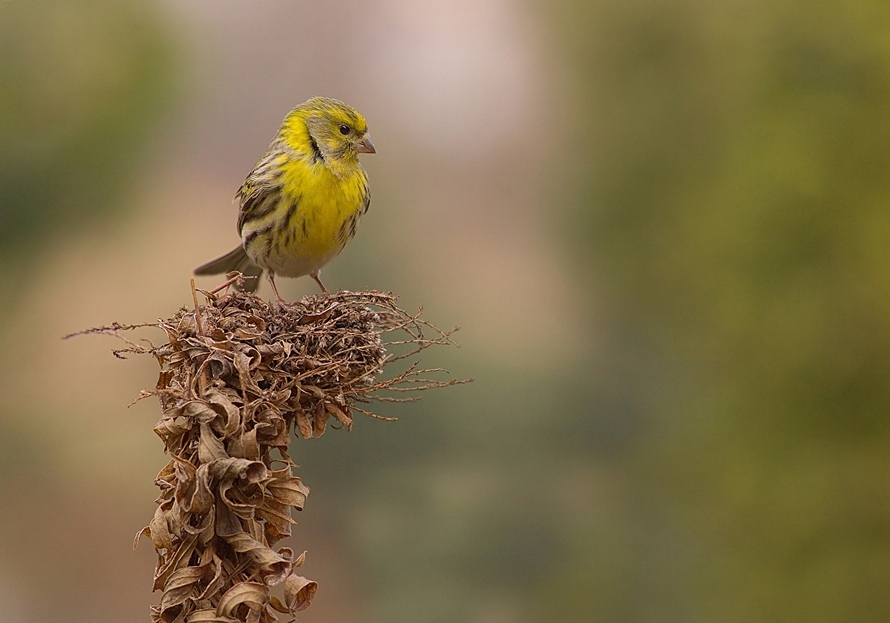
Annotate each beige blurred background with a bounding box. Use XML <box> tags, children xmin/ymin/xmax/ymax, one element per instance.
<box><xmin>2</xmin><ymin>0</ymin><xmax>890</xmax><ymax>622</ymax></box>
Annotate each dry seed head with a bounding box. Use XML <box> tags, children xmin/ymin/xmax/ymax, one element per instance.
<box><xmin>74</xmin><ymin>290</ymin><xmax>465</xmax><ymax>623</ymax></box>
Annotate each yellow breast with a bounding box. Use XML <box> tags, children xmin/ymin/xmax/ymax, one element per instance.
<box><xmin>277</xmin><ymin>156</ymin><xmax>368</xmax><ymax>259</ymax></box>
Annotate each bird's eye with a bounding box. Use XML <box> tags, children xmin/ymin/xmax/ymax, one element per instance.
<box><xmin>339</xmin><ymin>124</ymin><xmax>350</xmax><ymax>135</ymax></box>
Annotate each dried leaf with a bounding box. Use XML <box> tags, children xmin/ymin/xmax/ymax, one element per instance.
<box><xmin>186</xmin><ymin>610</ymin><xmax>238</xmax><ymax>623</ymax></box>
<box><xmin>205</xmin><ymin>388</ymin><xmax>242</xmax><ymax>437</ymax></box>
<box><xmin>228</xmin><ymin>428</ymin><xmax>259</xmax><ymax>460</ymax></box>
<box><xmin>223</xmin><ymin>532</ymin><xmax>290</xmax><ymax>586</ymax></box>
<box><xmin>214</xmin><ymin>496</ymin><xmax>243</xmax><ymax>538</ymax></box>
<box><xmin>325</xmin><ymin>402</ymin><xmax>353</xmax><ymax>431</ymax></box>
<box><xmin>284</xmin><ymin>574</ymin><xmax>317</xmax><ymax>612</ymax></box>
<box><xmin>312</xmin><ymin>401</ymin><xmax>329</xmax><ymax>438</ymax></box>
<box><xmin>216</xmin><ymin>582</ymin><xmax>268</xmax><ymax>617</ymax></box>
<box><xmin>159</xmin><ymin>566</ymin><xmax>205</xmax><ymax>612</ymax></box>
<box><xmin>295</xmin><ymin>410</ymin><xmax>312</xmax><ymax>439</ymax></box>
<box><xmin>265</xmin><ymin>470</ymin><xmax>309</xmax><ymax>510</ymax></box>
<box><xmin>198</xmin><ymin>424</ymin><xmax>228</xmax><ymax>464</ymax></box>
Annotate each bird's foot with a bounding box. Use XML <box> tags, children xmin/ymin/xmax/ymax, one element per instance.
<box><xmin>271</xmin><ymin>295</ymin><xmax>293</xmax><ymax>311</ymax></box>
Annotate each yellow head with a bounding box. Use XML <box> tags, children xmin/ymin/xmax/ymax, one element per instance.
<box><xmin>282</xmin><ymin>97</ymin><xmax>375</xmax><ymax>168</ymax></box>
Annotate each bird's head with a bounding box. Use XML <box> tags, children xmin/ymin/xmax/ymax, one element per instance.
<box><xmin>286</xmin><ymin>97</ymin><xmax>375</xmax><ymax>168</ymax></box>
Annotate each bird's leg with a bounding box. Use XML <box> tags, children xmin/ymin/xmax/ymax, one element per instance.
<box><xmin>311</xmin><ymin>271</ymin><xmax>329</xmax><ymax>294</ymax></box>
<box><xmin>267</xmin><ymin>271</ymin><xmax>288</xmax><ymax>307</ymax></box>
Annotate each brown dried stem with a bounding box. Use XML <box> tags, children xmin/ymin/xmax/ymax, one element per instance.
<box><xmin>74</xmin><ymin>289</ymin><xmax>467</xmax><ymax>623</ymax></box>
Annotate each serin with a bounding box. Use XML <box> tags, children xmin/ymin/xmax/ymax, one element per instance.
<box><xmin>195</xmin><ymin>96</ymin><xmax>376</xmax><ymax>303</ymax></box>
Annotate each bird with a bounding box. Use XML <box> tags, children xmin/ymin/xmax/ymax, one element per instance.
<box><xmin>194</xmin><ymin>96</ymin><xmax>375</xmax><ymax>304</ymax></box>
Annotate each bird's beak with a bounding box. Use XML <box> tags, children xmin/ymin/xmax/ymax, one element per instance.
<box><xmin>357</xmin><ymin>133</ymin><xmax>376</xmax><ymax>154</ymax></box>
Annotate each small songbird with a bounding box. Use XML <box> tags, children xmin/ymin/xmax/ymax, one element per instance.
<box><xmin>194</xmin><ymin>97</ymin><xmax>376</xmax><ymax>303</ymax></box>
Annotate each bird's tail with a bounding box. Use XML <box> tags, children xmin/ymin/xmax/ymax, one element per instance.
<box><xmin>194</xmin><ymin>245</ymin><xmax>263</xmax><ymax>293</ymax></box>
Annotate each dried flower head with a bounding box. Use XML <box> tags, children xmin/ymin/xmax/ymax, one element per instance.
<box><xmin>71</xmin><ymin>290</ymin><xmax>465</xmax><ymax>622</ymax></box>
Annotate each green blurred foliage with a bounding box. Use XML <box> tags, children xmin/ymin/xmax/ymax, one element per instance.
<box><xmin>0</xmin><ymin>0</ymin><xmax>177</xmax><ymax>287</ymax></box>
<box><xmin>538</xmin><ymin>0</ymin><xmax>890</xmax><ymax>620</ymax></box>
<box><xmin>0</xmin><ymin>3</ymin><xmax>177</xmax><ymax>612</ymax></box>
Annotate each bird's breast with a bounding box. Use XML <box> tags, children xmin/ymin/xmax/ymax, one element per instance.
<box><xmin>243</xmin><ymin>158</ymin><xmax>367</xmax><ymax>277</ymax></box>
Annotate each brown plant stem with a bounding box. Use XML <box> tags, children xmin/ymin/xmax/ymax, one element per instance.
<box><xmin>70</xmin><ymin>289</ymin><xmax>467</xmax><ymax>623</ymax></box>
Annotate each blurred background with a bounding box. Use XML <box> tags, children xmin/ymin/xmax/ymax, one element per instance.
<box><xmin>2</xmin><ymin>0</ymin><xmax>890</xmax><ymax>621</ymax></box>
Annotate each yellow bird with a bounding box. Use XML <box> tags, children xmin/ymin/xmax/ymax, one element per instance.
<box><xmin>195</xmin><ymin>97</ymin><xmax>376</xmax><ymax>303</ymax></box>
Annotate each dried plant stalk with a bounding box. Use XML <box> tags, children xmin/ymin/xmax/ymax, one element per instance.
<box><xmin>75</xmin><ymin>290</ymin><xmax>463</xmax><ymax>623</ymax></box>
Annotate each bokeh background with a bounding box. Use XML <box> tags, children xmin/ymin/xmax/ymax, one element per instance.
<box><xmin>2</xmin><ymin>0</ymin><xmax>890</xmax><ymax>621</ymax></box>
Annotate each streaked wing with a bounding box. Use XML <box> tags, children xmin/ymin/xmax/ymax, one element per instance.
<box><xmin>237</xmin><ymin>185</ymin><xmax>280</xmax><ymax>234</ymax></box>
<box><xmin>236</xmin><ymin>146</ymin><xmax>286</xmax><ymax>234</ymax></box>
